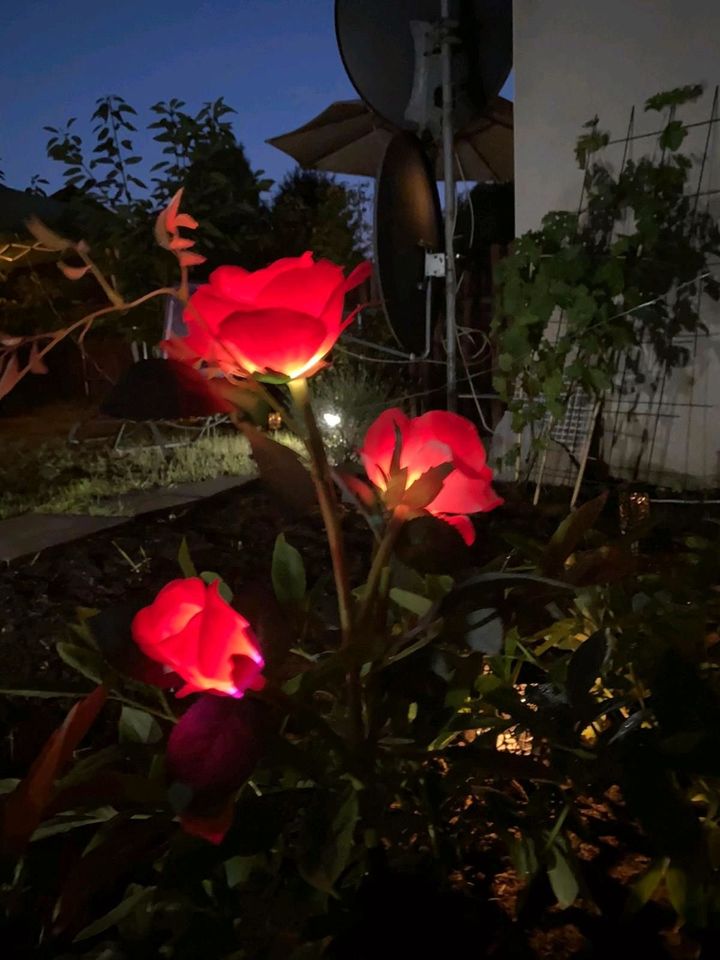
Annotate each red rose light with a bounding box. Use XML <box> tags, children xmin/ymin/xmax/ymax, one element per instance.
<box><xmin>131</xmin><ymin>578</ymin><xmax>265</xmax><ymax>698</ymax></box>
<box><xmin>360</xmin><ymin>408</ymin><xmax>503</xmax><ymax>545</ymax></box>
<box><xmin>180</xmin><ymin>253</ymin><xmax>371</xmax><ymax>380</ymax></box>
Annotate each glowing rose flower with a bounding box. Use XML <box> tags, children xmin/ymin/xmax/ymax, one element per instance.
<box><xmin>131</xmin><ymin>578</ymin><xmax>265</xmax><ymax>698</ymax></box>
<box><xmin>180</xmin><ymin>252</ymin><xmax>371</xmax><ymax>380</ymax></box>
<box><xmin>360</xmin><ymin>408</ymin><xmax>503</xmax><ymax>545</ymax></box>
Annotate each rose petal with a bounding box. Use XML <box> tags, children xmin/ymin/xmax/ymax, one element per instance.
<box><xmin>411</xmin><ymin>410</ymin><xmax>490</xmax><ymax>478</ymax></box>
<box><xmin>219</xmin><ymin>307</ymin><xmax>328</xmax><ymax>378</ymax></box>
<box><xmin>342</xmin><ymin>259</ymin><xmax>373</xmax><ymax>294</ymax></box>
<box><xmin>198</xmin><ymin>581</ymin><xmax>262</xmax><ymax>681</ymax></box>
<box><xmin>131</xmin><ymin>578</ymin><xmax>264</xmax><ymax>698</ymax></box>
<box><xmin>254</xmin><ymin>260</ymin><xmax>345</xmax><ymax>315</ymax></box>
<box><xmin>209</xmin><ymin>253</ymin><xmax>314</xmax><ymax>303</ymax></box>
<box><xmin>183</xmin><ymin>288</ymin><xmax>234</xmax><ymax>359</ymax></box>
<box><xmin>441</xmin><ymin>514</ymin><xmax>476</xmax><ymax>546</ymax></box>
<box><xmin>429</xmin><ymin>466</ymin><xmax>504</xmax><ymax>516</ymax></box>
<box><xmin>132</xmin><ymin>578</ymin><xmax>206</xmax><ymax>657</ymax></box>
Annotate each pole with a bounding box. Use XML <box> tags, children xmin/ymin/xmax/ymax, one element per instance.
<box><xmin>440</xmin><ymin>0</ymin><xmax>457</xmax><ymax>411</ymax></box>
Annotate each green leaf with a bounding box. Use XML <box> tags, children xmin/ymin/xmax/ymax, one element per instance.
<box><xmin>547</xmin><ymin>842</ymin><xmax>580</xmax><ymax>907</ymax></box>
<box><xmin>542</xmin><ymin>492</ymin><xmax>608</xmax><ymax>575</ymax></box>
<box><xmin>498</xmin><ymin>352</ymin><xmax>513</xmax><ymax>372</ymax></box>
<box><xmin>644</xmin><ymin>84</ymin><xmax>703</xmax><ymax>113</ymax></box>
<box><xmin>389</xmin><ymin>588</ymin><xmax>433</xmax><ymax>617</ymax></box>
<box><xmin>299</xmin><ymin>787</ymin><xmax>359</xmax><ymax>896</ymax></box>
<box><xmin>56</xmin><ymin>642</ymin><xmax>106</xmax><ymax>685</ymax></box>
<box><xmin>627</xmin><ymin>858</ymin><xmax>666</xmax><ymax>912</ymax></box>
<box><xmin>659</xmin><ymin>120</ymin><xmax>687</xmax><ymax>152</ymax></box>
<box><xmin>118</xmin><ymin>706</ymin><xmax>162</xmax><ymax>745</ymax></box>
<box><xmin>74</xmin><ymin>885</ymin><xmax>154</xmax><ymax>942</ymax></box>
<box><xmin>177</xmin><ymin>537</ymin><xmax>197</xmax><ymax>578</ymax></box>
<box><xmin>566</xmin><ymin>630</ymin><xmax>607</xmax><ymax>707</ymax></box>
<box><xmin>271</xmin><ymin>534</ymin><xmax>307</xmax><ymax>604</ymax></box>
<box><xmin>509</xmin><ymin>834</ymin><xmax>538</xmax><ymax>878</ymax></box>
<box><xmin>224</xmin><ymin>854</ymin><xmax>258</xmax><ymax>888</ymax></box>
<box><xmin>200</xmin><ymin>571</ymin><xmax>233</xmax><ymax>602</ymax></box>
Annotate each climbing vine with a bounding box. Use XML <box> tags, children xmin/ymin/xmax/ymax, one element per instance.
<box><xmin>493</xmin><ymin>84</ymin><xmax>720</xmax><ymax>450</ymax></box>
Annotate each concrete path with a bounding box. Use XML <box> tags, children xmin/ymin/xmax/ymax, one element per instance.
<box><xmin>0</xmin><ymin>474</ymin><xmax>251</xmax><ymax>564</ymax></box>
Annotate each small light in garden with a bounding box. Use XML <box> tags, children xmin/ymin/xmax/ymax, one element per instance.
<box><xmin>267</xmin><ymin>412</ymin><xmax>283</xmax><ymax>431</ymax></box>
<box><xmin>323</xmin><ymin>411</ymin><xmax>342</xmax><ymax>429</ymax></box>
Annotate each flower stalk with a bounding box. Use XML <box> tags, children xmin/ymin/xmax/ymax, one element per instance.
<box><xmin>289</xmin><ymin>378</ymin><xmax>353</xmax><ymax>644</ymax></box>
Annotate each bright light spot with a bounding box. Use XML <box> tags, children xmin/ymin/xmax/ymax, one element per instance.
<box><xmin>323</xmin><ymin>411</ymin><xmax>342</xmax><ymax>428</ymax></box>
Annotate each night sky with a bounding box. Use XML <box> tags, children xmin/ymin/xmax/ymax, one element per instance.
<box><xmin>1</xmin><ymin>0</ymin><xmax>513</xmax><ymax>196</ymax></box>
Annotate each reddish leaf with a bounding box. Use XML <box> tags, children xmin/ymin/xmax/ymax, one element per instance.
<box><xmin>178</xmin><ymin>251</ymin><xmax>206</xmax><ymax>268</ymax></box>
<box><xmin>0</xmin><ymin>686</ymin><xmax>107</xmax><ymax>861</ymax></box>
<box><xmin>0</xmin><ymin>354</ymin><xmax>21</xmax><ymax>401</ymax></box>
<box><xmin>403</xmin><ymin>462</ymin><xmax>453</xmax><ymax>510</ymax></box>
<box><xmin>28</xmin><ymin>343</ymin><xmax>49</xmax><ymax>375</ymax></box>
<box><xmin>173</xmin><ymin>212</ymin><xmax>199</xmax><ymax>230</ymax></box>
<box><xmin>52</xmin><ymin>817</ymin><xmax>170</xmax><ymax>938</ymax></box>
<box><xmin>57</xmin><ymin>261</ymin><xmax>91</xmax><ymax>281</ymax></box>
<box><xmin>169</xmin><ymin>236</ymin><xmax>195</xmax><ymax>251</ymax></box>
<box><xmin>335</xmin><ymin>470</ymin><xmax>378</xmax><ymax>510</ymax></box>
<box><xmin>25</xmin><ymin>216</ymin><xmax>71</xmax><ymax>251</ymax></box>
<box><xmin>162</xmin><ymin>187</ymin><xmax>184</xmax><ymax>234</ymax></box>
<box><xmin>154</xmin><ymin>208</ymin><xmax>171</xmax><ymax>249</ymax></box>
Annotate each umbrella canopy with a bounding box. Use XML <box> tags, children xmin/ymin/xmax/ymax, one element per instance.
<box><xmin>266</xmin><ymin>96</ymin><xmax>513</xmax><ymax>182</ymax></box>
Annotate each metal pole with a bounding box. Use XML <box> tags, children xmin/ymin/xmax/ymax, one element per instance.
<box><xmin>440</xmin><ymin>0</ymin><xmax>457</xmax><ymax>411</ymax></box>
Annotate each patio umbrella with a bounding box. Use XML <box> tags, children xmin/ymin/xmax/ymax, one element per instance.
<box><xmin>266</xmin><ymin>96</ymin><xmax>513</xmax><ymax>182</ymax></box>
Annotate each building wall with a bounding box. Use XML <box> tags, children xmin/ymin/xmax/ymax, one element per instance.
<box><xmin>512</xmin><ymin>0</ymin><xmax>720</xmax><ymax>488</ymax></box>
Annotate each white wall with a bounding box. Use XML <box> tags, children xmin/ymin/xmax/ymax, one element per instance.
<box><xmin>513</xmin><ymin>0</ymin><xmax>720</xmax><ymax>488</ymax></box>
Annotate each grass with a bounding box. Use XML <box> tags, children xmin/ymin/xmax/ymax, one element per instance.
<box><xmin>0</xmin><ymin>430</ymin><xmax>304</xmax><ymax>519</ymax></box>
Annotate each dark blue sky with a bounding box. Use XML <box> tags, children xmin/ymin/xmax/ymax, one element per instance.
<box><xmin>1</xmin><ymin>0</ymin><xmax>512</xmax><ymax>195</ymax></box>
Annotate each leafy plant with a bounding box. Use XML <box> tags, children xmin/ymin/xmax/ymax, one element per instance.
<box><xmin>4</xmin><ymin>189</ymin><xmax>720</xmax><ymax>959</ymax></box>
<box><xmin>493</xmin><ymin>85</ymin><xmax>720</xmax><ymax>455</ymax></box>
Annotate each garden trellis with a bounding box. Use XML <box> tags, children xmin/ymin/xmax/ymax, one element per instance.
<box><xmin>510</xmin><ymin>85</ymin><xmax>720</xmax><ymax>501</ymax></box>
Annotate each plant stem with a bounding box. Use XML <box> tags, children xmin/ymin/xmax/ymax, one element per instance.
<box><xmin>358</xmin><ymin>507</ymin><xmax>407</xmax><ymax>623</ymax></box>
<box><xmin>77</xmin><ymin>248</ymin><xmax>125</xmax><ymax>307</ymax></box>
<box><xmin>289</xmin><ymin>378</ymin><xmax>353</xmax><ymax>643</ymax></box>
<box><xmin>3</xmin><ymin>287</ymin><xmax>178</xmax><ymax>400</ymax></box>
<box><xmin>288</xmin><ymin>378</ymin><xmax>364</xmax><ymax>745</ymax></box>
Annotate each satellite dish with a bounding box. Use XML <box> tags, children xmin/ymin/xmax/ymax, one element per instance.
<box><xmin>374</xmin><ymin>132</ymin><xmax>443</xmax><ymax>355</ymax></box>
<box><xmin>335</xmin><ymin>0</ymin><xmax>512</xmax><ymax>135</ymax></box>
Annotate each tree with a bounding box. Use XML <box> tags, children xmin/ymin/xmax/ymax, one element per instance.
<box><xmin>2</xmin><ymin>102</ymin><xmax>369</xmax><ymax>344</ymax></box>
<box><xmin>268</xmin><ymin>168</ymin><xmax>368</xmax><ymax>266</ymax></box>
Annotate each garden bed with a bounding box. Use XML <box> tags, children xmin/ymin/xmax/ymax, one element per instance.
<box><xmin>2</xmin><ymin>480</ymin><xmax>718</xmax><ymax>959</ymax></box>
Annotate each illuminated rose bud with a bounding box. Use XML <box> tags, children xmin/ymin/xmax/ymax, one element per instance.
<box><xmin>131</xmin><ymin>578</ymin><xmax>265</xmax><ymax>698</ymax></box>
<box><xmin>360</xmin><ymin>408</ymin><xmax>503</xmax><ymax>545</ymax></box>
